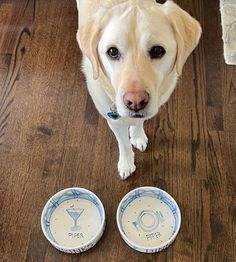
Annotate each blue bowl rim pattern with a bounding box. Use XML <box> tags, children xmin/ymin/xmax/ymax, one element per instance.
<box><xmin>116</xmin><ymin>186</ymin><xmax>181</xmax><ymax>252</ymax></box>
<box><xmin>41</xmin><ymin>187</ymin><xmax>106</xmax><ymax>251</ymax></box>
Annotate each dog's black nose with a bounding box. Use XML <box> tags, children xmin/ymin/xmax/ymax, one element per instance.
<box><xmin>123</xmin><ymin>91</ymin><xmax>149</xmax><ymax>112</ymax></box>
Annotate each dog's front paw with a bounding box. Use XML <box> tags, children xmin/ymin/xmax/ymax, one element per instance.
<box><xmin>118</xmin><ymin>160</ymin><xmax>136</xmax><ymax>180</ymax></box>
<box><xmin>130</xmin><ymin>134</ymin><xmax>148</xmax><ymax>152</ymax></box>
<box><xmin>130</xmin><ymin>126</ymin><xmax>148</xmax><ymax>152</ymax></box>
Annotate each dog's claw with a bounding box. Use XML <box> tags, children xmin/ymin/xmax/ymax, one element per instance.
<box><xmin>130</xmin><ymin>137</ymin><xmax>148</xmax><ymax>152</ymax></box>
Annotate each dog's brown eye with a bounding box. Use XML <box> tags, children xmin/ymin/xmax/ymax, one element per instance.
<box><xmin>107</xmin><ymin>47</ymin><xmax>120</xmax><ymax>60</ymax></box>
<box><xmin>149</xmin><ymin>46</ymin><xmax>166</xmax><ymax>59</ymax></box>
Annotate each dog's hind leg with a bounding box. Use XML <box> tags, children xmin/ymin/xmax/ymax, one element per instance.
<box><xmin>107</xmin><ymin>120</ymin><xmax>136</xmax><ymax>180</ymax></box>
<box><xmin>130</xmin><ymin>122</ymin><xmax>148</xmax><ymax>152</ymax></box>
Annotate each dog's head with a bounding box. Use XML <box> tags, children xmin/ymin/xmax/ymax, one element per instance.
<box><xmin>77</xmin><ymin>0</ymin><xmax>201</xmax><ymax>119</ymax></box>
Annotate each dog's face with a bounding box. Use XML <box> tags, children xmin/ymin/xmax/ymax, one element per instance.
<box><xmin>78</xmin><ymin>1</ymin><xmax>201</xmax><ymax>119</ymax></box>
<box><xmin>98</xmin><ymin>5</ymin><xmax>178</xmax><ymax>118</ymax></box>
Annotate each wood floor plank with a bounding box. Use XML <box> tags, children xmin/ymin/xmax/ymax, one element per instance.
<box><xmin>201</xmin><ymin>0</ymin><xmax>224</xmax><ymax>131</ymax></box>
<box><xmin>0</xmin><ymin>0</ymin><xmax>35</xmax><ymax>54</ymax></box>
<box><xmin>0</xmin><ymin>53</ymin><xmax>12</xmax><ymax>147</ymax></box>
<box><xmin>223</xmin><ymin>65</ymin><xmax>236</xmax><ymax>132</ymax></box>
<box><xmin>206</xmin><ymin>131</ymin><xmax>236</xmax><ymax>262</ymax></box>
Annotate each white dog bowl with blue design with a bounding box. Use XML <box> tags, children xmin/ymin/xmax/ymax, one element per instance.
<box><xmin>41</xmin><ymin>187</ymin><xmax>106</xmax><ymax>253</ymax></box>
<box><xmin>116</xmin><ymin>187</ymin><xmax>181</xmax><ymax>253</ymax></box>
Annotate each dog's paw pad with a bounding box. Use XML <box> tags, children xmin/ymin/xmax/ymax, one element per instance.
<box><xmin>118</xmin><ymin>161</ymin><xmax>136</xmax><ymax>180</ymax></box>
<box><xmin>130</xmin><ymin>137</ymin><xmax>148</xmax><ymax>152</ymax></box>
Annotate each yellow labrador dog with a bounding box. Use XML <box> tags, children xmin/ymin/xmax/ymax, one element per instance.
<box><xmin>76</xmin><ymin>0</ymin><xmax>201</xmax><ymax>179</ymax></box>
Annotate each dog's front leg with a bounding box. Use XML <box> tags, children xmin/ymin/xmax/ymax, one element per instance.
<box><xmin>107</xmin><ymin>120</ymin><xmax>136</xmax><ymax>180</ymax></box>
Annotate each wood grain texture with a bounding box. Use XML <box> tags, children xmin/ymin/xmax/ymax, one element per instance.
<box><xmin>0</xmin><ymin>0</ymin><xmax>235</xmax><ymax>262</ymax></box>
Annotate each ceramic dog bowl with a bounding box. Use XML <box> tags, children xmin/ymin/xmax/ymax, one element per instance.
<box><xmin>116</xmin><ymin>187</ymin><xmax>181</xmax><ymax>253</ymax></box>
<box><xmin>41</xmin><ymin>187</ymin><xmax>105</xmax><ymax>253</ymax></box>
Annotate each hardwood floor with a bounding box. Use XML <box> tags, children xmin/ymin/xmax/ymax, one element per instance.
<box><xmin>0</xmin><ymin>1</ymin><xmax>235</xmax><ymax>261</ymax></box>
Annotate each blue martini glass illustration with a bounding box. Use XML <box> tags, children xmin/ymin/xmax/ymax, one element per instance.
<box><xmin>66</xmin><ymin>208</ymin><xmax>84</xmax><ymax>231</ymax></box>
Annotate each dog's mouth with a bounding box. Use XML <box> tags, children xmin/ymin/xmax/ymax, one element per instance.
<box><xmin>130</xmin><ymin>113</ymin><xmax>147</xmax><ymax>118</ymax></box>
<box><xmin>112</xmin><ymin>102</ymin><xmax>150</xmax><ymax>119</ymax></box>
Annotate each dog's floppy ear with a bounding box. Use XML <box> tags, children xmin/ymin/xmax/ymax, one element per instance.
<box><xmin>163</xmin><ymin>1</ymin><xmax>202</xmax><ymax>75</ymax></box>
<box><xmin>77</xmin><ymin>21</ymin><xmax>101</xmax><ymax>80</ymax></box>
